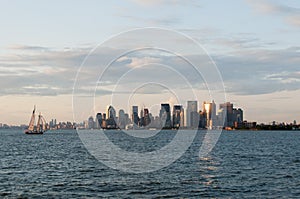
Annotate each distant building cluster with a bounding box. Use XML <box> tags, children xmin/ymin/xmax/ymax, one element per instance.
<box><xmin>48</xmin><ymin>119</ymin><xmax>76</xmax><ymax>130</ymax></box>
<box><xmin>82</xmin><ymin>101</ymin><xmax>250</xmax><ymax>130</ymax></box>
<box><xmin>1</xmin><ymin>102</ymin><xmax>299</xmax><ymax>131</ymax></box>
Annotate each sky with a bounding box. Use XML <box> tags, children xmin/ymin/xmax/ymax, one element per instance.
<box><xmin>0</xmin><ymin>0</ymin><xmax>300</xmax><ymax>125</ymax></box>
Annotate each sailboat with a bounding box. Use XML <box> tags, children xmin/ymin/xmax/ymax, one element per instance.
<box><xmin>24</xmin><ymin>106</ymin><xmax>47</xmax><ymax>134</ymax></box>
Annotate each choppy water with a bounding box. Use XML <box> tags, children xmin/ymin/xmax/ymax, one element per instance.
<box><xmin>0</xmin><ymin>129</ymin><xmax>300</xmax><ymax>198</ymax></box>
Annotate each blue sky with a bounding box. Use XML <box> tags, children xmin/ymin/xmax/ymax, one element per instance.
<box><xmin>0</xmin><ymin>0</ymin><xmax>300</xmax><ymax>125</ymax></box>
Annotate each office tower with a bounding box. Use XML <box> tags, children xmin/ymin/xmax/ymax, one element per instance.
<box><xmin>190</xmin><ymin>112</ymin><xmax>199</xmax><ymax>128</ymax></box>
<box><xmin>124</xmin><ymin>113</ymin><xmax>130</xmax><ymax>125</ymax></box>
<box><xmin>101</xmin><ymin>113</ymin><xmax>107</xmax><ymax>128</ymax></box>
<box><xmin>140</xmin><ymin>109</ymin><xmax>144</xmax><ymax>126</ymax></box>
<box><xmin>49</xmin><ymin>119</ymin><xmax>54</xmax><ymax>128</ymax></box>
<box><xmin>187</xmin><ymin>101</ymin><xmax>198</xmax><ymax>128</ymax></box>
<box><xmin>106</xmin><ymin>105</ymin><xmax>116</xmax><ymax>119</ymax></box>
<box><xmin>160</xmin><ymin>103</ymin><xmax>171</xmax><ymax>128</ymax></box>
<box><xmin>132</xmin><ymin>106</ymin><xmax>139</xmax><ymax>127</ymax></box>
<box><xmin>216</xmin><ymin>108</ymin><xmax>225</xmax><ymax>127</ymax></box>
<box><xmin>173</xmin><ymin>105</ymin><xmax>184</xmax><ymax>128</ymax></box>
<box><xmin>118</xmin><ymin>109</ymin><xmax>126</xmax><ymax>129</ymax></box>
<box><xmin>106</xmin><ymin>105</ymin><xmax>117</xmax><ymax>129</ymax></box>
<box><xmin>180</xmin><ymin>107</ymin><xmax>184</xmax><ymax>128</ymax></box>
<box><xmin>203</xmin><ymin>100</ymin><xmax>216</xmax><ymax>128</ymax></box>
<box><xmin>238</xmin><ymin>108</ymin><xmax>243</xmax><ymax>123</ymax></box>
<box><xmin>219</xmin><ymin>102</ymin><xmax>234</xmax><ymax>127</ymax></box>
<box><xmin>233</xmin><ymin>108</ymin><xmax>243</xmax><ymax>127</ymax></box>
<box><xmin>88</xmin><ymin>116</ymin><xmax>94</xmax><ymax>129</ymax></box>
<box><xmin>199</xmin><ymin>110</ymin><xmax>206</xmax><ymax>128</ymax></box>
<box><xmin>96</xmin><ymin>113</ymin><xmax>102</xmax><ymax>129</ymax></box>
<box><xmin>143</xmin><ymin>108</ymin><xmax>151</xmax><ymax>127</ymax></box>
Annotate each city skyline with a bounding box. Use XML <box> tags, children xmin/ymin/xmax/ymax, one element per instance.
<box><xmin>83</xmin><ymin>100</ymin><xmax>243</xmax><ymax>130</ymax></box>
<box><xmin>1</xmin><ymin>95</ymin><xmax>298</xmax><ymax>126</ymax></box>
<box><xmin>1</xmin><ymin>99</ymin><xmax>298</xmax><ymax>131</ymax></box>
<box><xmin>1</xmin><ymin>1</ymin><xmax>300</xmax><ymax>125</ymax></box>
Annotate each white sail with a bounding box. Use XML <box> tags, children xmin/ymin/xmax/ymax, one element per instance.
<box><xmin>28</xmin><ymin>106</ymin><xmax>36</xmax><ymax>131</ymax></box>
<box><xmin>25</xmin><ymin>106</ymin><xmax>47</xmax><ymax>134</ymax></box>
<box><xmin>37</xmin><ymin>113</ymin><xmax>41</xmax><ymax>132</ymax></box>
<box><xmin>41</xmin><ymin>115</ymin><xmax>46</xmax><ymax>131</ymax></box>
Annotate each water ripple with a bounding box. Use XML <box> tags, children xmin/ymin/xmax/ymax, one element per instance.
<box><xmin>0</xmin><ymin>130</ymin><xmax>300</xmax><ymax>198</ymax></box>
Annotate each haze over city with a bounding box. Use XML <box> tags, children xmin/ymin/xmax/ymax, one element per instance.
<box><xmin>1</xmin><ymin>0</ymin><xmax>300</xmax><ymax>125</ymax></box>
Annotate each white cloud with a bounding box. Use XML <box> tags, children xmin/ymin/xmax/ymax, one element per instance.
<box><xmin>127</xmin><ymin>57</ymin><xmax>161</xmax><ymax>68</ymax></box>
<box><xmin>247</xmin><ymin>0</ymin><xmax>300</xmax><ymax>27</ymax></box>
<box><xmin>247</xmin><ymin>0</ymin><xmax>279</xmax><ymax>14</ymax></box>
<box><xmin>8</xmin><ymin>44</ymin><xmax>50</xmax><ymax>51</ymax></box>
<box><xmin>286</xmin><ymin>15</ymin><xmax>300</xmax><ymax>27</ymax></box>
<box><xmin>264</xmin><ymin>71</ymin><xmax>300</xmax><ymax>83</ymax></box>
<box><xmin>1</xmin><ymin>42</ymin><xmax>300</xmax><ymax>98</ymax></box>
<box><xmin>121</xmin><ymin>15</ymin><xmax>181</xmax><ymax>26</ymax></box>
<box><xmin>247</xmin><ymin>0</ymin><xmax>300</xmax><ymax>14</ymax></box>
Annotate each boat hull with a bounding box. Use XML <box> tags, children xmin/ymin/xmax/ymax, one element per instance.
<box><xmin>24</xmin><ymin>130</ymin><xmax>44</xmax><ymax>134</ymax></box>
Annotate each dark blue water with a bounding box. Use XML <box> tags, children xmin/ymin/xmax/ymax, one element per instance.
<box><xmin>1</xmin><ymin>130</ymin><xmax>300</xmax><ymax>198</ymax></box>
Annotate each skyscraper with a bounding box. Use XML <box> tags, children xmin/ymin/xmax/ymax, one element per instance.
<box><xmin>124</xmin><ymin>113</ymin><xmax>130</xmax><ymax>125</ymax></box>
<box><xmin>199</xmin><ymin>110</ymin><xmax>206</xmax><ymax>128</ymax></box>
<box><xmin>118</xmin><ymin>109</ymin><xmax>126</xmax><ymax>129</ymax></box>
<box><xmin>96</xmin><ymin>113</ymin><xmax>102</xmax><ymax>129</ymax></box>
<box><xmin>160</xmin><ymin>103</ymin><xmax>171</xmax><ymax>128</ymax></box>
<box><xmin>190</xmin><ymin>111</ymin><xmax>199</xmax><ymax>128</ymax></box>
<box><xmin>203</xmin><ymin>100</ymin><xmax>216</xmax><ymax>128</ymax></box>
<box><xmin>106</xmin><ymin>105</ymin><xmax>116</xmax><ymax>119</ymax></box>
<box><xmin>143</xmin><ymin>108</ymin><xmax>151</xmax><ymax>127</ymax></box>
<box><xmin>140</xmin><ymin>109</ymin><xmax>144</xmax><ymax>126</ymax></box>
<box><xmin>180</xmin><ymin>107</ymin><xmax>184</xmax><ymax>128</ymax></box>
<box><xmin>172</xmin><ymin>105</ymin><xmax>184</xmax><ymax>128</ymax></box>
<box><xmin>220</xmin><ymin>102</ymin><xmax>234</xmax><ymax>127</ymax></box>
<box><xmin>233</xmin><ymin>108</ymin><xmax>243</xmax><ymax>126</ymax></box>
<box><xmin>216</xmin><ymin>108</ymin><xmax>225</xmax><ymax>127</ymax></box>
<box><xmin>106</xmin><ymin>105</ymin><xmax>117</xmax><ymax>129</ymax></box>
<box><xmin>186</xmin><ymin>101</ymin><xmax>198</xmax><ymax>128</ymax></box>
<box><xmin>132</xmin><ymin>106</ymin><xmax>139</xmax><ymax>127</ymax></box>
<box><xmin>88</xmin><ymin>116</ymin><xmax>94</xmax><ymax>129</ymax></box>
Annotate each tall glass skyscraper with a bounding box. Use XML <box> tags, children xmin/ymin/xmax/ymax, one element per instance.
<box><xmin>203</xmin><ymin>100</ymin><xmax>216</xmax><ymax>128</ymax></box>
<box><xmin>160</xmin><ymin>103</ymin><xmax>171</xmax><ymax>128</ymax></box>
<box><xmin>106</xmin><ymin>105</ymin><xmax>116</xmax><ymax>119</ymax></box>
<box><xmin>132</xmin><ymin>106</ymin><xmax>139</xmax><ymax>127</ymax></box>
<box><xmin>96</xmin><ymin>113</ymin><xmax>102</xmax><ymax>129</ymax></box>
<box><xmin>186</xmin><ymin>101</ymin><xmax>198</xmax><ymax>128</ymax></box>
<box><xmin>219</xmin><ymin>102</ymin><xmax>234</xmax><ymax>127</ymax></box>
<box><xmin>143</xmin><ymin>108</ymin><xmax>151</xmax><ymax>127</ymax></box>
<box><xmin>118</xmin><ymin>109</ymin><xmax>126</xmax><ymax>129</ymax></box>
<box><xmin>173</xmin><ymin>105</ymin><xmax>184</xmax><ymax>128</ymax></box>
<box><xmin>106</xmin><ymin>105</ymin><xmax>117</xmax><ymax>128</ymax></box>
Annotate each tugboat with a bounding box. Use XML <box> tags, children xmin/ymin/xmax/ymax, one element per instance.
<box><xmin>24</xmin><ymin>106</ymin><xmax>47</xmax><ymax>134</ymax></box>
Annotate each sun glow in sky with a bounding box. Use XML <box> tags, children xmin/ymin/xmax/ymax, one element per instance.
<box><xmin>0</xmin><ymin>0</ymin><xmax>300</xmax><ymax>125</ymax></box>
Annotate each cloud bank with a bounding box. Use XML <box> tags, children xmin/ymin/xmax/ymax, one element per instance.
<box><xmin>0</xmin><ymin>41</ymin><xmax>299</xmax><ymax>97</ymax></box>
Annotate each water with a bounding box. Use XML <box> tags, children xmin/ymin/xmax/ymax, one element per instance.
<box><xmin>0</xmin><ymin>130</ymin><xmax>300</xmax><ymax>198</ymax></box>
